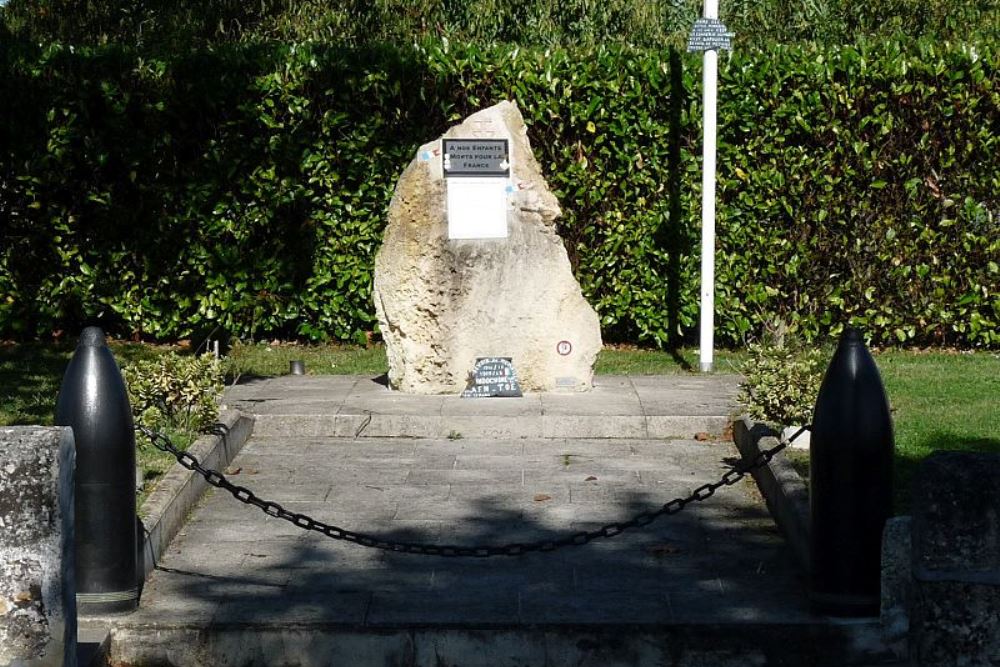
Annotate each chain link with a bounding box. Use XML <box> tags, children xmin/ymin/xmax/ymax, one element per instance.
<box><xmin>140</xmin><ymin>424</ymin><xmax>807</xmax><ymax>558</ymax></box>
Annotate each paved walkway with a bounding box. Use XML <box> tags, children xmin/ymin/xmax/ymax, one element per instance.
<box><xmin>139</xmin><ymin>436</ymin><xmax>805</xmax><ymax>623</ymax></box>
<box><xmin>103</xmin><ymin>376</ymin><xmax>894</xmax><ymax>665</ymax></box>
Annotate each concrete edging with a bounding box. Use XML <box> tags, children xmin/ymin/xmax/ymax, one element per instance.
<box><xmin>138</xmin><ymin>408</ymin><xmax>254</xmax><ymax>578</ymax></box>
<box><xmin>732</xmin><ymin>415</ymin><xmax>810</xmax><ymax>574</ymax></box>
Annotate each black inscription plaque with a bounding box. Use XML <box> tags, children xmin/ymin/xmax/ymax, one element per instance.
<box><xmin>443</xmin><ymin>139</ymin><xmax>510</xmax><ymax>177</ymax></box>
<box><xmin>687</xmin><ymin>18</ymin><xmax>734</xmax><ymax>52</ymax></box>
<box><xmin>461</xmin><ymin>357</ymin><xmax>522</xmax><ymax>398</ymax></box>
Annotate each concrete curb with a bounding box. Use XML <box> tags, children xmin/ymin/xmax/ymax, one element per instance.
<box><xmin>251</xmin><ymin>413</ymin><xmax>733</xmax><ymax>440</ymax></box>
<box><xmin>733</xmin><ymin>416</ymin><xmax>810</xmax><ymax>574</ymax></box>
<box><xmin>138</xmin><ymin>408</ymin><xmax>254</xmax><ymax>579</ymax></box>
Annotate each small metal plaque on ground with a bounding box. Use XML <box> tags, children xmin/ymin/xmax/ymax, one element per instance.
<box><xmin>462</xmin><ymin>357</ymin><xmax>522</xmax><ymax>398</ymax></box>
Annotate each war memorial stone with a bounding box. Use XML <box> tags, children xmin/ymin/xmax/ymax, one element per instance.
<box><xmin>373</xmin><ymin>101</ymin><xmax>602</xmax><ymax>394</ymax></box>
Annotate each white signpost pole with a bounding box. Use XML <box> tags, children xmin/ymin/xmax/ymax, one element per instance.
<box><xmin>698</xmin><ymin>0</ymin><xmax>720</xmax><ymax>373</ymax></box>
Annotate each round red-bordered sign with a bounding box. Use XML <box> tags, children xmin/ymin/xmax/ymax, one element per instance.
<box><xmin>556</xmin><ymin>340</ymin><xmax>573</xmax><ymax>356</ymax></box>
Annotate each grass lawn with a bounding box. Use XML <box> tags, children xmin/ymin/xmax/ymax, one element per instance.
<box><xmin>0</xmin><ymin>341</ymin><xmax>176</xmax><ymax>426</ymax></box>
<box><xmin>876</xmin><ymin>350</ymin><xmax>1000</xmax><ymax>511</ymax></box>
<box><xmin>753</xmin><ymin>350</ymin><xmax>1000</xmax><ymax>512</ymax></box>
<box><xmin>0</xmin><ymin>340</ymin><xmax>186</xmax><ymax>502</ymax></box>
<box><xmin>222</xmin><ymin>341</ymin><xmax>749</xmax><ymax>377</ymax></box>
<box><xmin>2</xmin><ymin>340</ymin><xmax>997</xmax><ymax>513</ymax></box>
<box><xmin>223</xmin><ymin>340</ymin><xmax>388</xmax><ymax>379</ymax></box>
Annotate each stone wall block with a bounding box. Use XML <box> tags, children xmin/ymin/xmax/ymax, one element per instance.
<box><xmin>910</xmin><ymin>451</ymin><xmax>1000</xmax><ymax>667</ymax></box>
<box><xmin>0</xmin><ymin>426</ymin><xmax>76</xmax><ymax>667</ymax></box>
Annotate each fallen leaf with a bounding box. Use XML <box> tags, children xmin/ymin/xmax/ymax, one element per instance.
<box><xmin>224</xmin><ymin>467</ymin><xmax>242</xmax><ymax>475</ymax></box>
<box><xmin>694</xmin><ymin>432</ymin><xmax>711</xmax><ymax>441</ymax></box>
<box><xmin>14</xmin><ymin>591</ymin><xmax>33</xmax><ymax>602</ymax></box>
<box><xmin>644</xmin><ymin>543</ymin><xmax>681</xmax><ymax>557</ymax></box>
<box><xmin>584</xmin><ymin>475</ymin><xmax>598</xmax><ymax>482</ymax></box>
<box><xmin>533</xmin><ymin>494</ymin><xmax>552</xmax><ymax>502</ymax></box>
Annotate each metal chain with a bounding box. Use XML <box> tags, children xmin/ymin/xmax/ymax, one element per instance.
<box><xmin>140</xmin><ymin>424</ymin><xmax>807</xmax><ymax>558</ymax></box>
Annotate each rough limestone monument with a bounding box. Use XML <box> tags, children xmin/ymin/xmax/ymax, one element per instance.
<box><xmin>373</xmin><ymin>101</ymin><xmax>602</xmax><ymax>394</ymax></box>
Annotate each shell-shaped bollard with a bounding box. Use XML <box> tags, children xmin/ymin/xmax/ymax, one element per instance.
<box><xmin>809</xmin><ymin>327</ymin><xmax>894</xmax><ymax>616</ymax></box>
<box><xmin>55</xmin><ymin>327</ymin><xmax>138</xmax><ymax>615</ymax></box>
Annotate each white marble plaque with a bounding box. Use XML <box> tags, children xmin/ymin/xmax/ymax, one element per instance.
<box><xmin>446</xmin><ymin>177</ymin><xmax>509</xmax><ymax>239</ymax></box>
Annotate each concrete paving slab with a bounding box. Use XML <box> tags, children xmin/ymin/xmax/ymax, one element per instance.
<box><xmin>540</xmin><ymin>385</ymin><xmax>643</xmax><ymax>416</ymax></box>
<box><xmin>351</xmin><ymin>414</ymin><xmax>445</xmax><ymax>438</ymax></box>
<box><xmin>392</xmin><ymin>497</ymin><xmax>524</xmax><ymax>523</ymax></box>
<box><xmin>543</xmin><ymin>414</ymin><xmax>649</xmax><ymax>438</ymax></box>
<box><xmin>632</xmin><ymin>375</ymin><xmax>740</xmax><ymax>417</ymax></box>
<box><xmin>438</xmin><ymin>414</ymin><xmax>543</xmax><ymax>439</ymax></box>
<box><xmin>452</xmin><ymin>453</ymin><xmax>542</xmax><ymax>470</ymax></box>
<box><xmin>340</xmin><ymin>393</ymin><xmax>446</xmax><ymax>416</ymax></box>
<box><xmin>519</xmin><ymin>587</ymin><xmax>675</xmax><ymax>624</ymax></box>
<box><xmin>368</xmin><ymin>588</ymin><xmax>523</xmax><ymax>626</ymax></box>
<box><xmin>440</xmin><ymin>394</ymin><xmax>542</xmax><ymax>416</ymax></box>
<box><xmin>214</xmin><ymin>589</ymin><xmax>371</xmax><ymax>625</ymax></box>
<box><xmin>522</xmin><ymin>439</ymin><xmax>635</xmax><ymax>458</ymax></box>
<box><xmin>646</xmin><ymin>415</ymin><xmax>732</xmax><ymax>438</ymax></box>
<box><xmin>252</xmin><ymin>413</ymin><xmax>339</xmax><ymax>438</ymax></box>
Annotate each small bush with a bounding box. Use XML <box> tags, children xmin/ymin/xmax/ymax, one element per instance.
<box><xmin>121</xmin><ymin>352</ymin><xmax>224</xmax><ymax>444</ymax></box>
<box><xmin>738</xmin><ymin>334</ymin><xmax>827</xmax><ymax>426</ymax></box>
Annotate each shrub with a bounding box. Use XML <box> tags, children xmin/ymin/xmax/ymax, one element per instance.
<box><xmin>121</xmin><ymin>352</ymin><xmax>224</xmax><ymax>445</ymax></box>
<box><xmin>738</xmin><ymin>335</ymin><xmax>827</xmax><ymax>427</ymax></box>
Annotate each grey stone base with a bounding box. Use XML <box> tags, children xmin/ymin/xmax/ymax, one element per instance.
<box><xmin>105</xmin><ymin>621</ymin><xmax>895</xmax><ymax>667</ymax></box>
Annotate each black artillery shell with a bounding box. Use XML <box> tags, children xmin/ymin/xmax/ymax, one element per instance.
<box><xmin>809</xmin><ymin>327</ymin><xmax>894</xmax><ymax>617</ymax></box>
<box><xmin>55</xmin><ymin>326</ymin><xmax>139</xmax><ymax>614</ymax></box>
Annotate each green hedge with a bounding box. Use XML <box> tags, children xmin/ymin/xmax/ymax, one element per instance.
<box><xmin>1</xmin><ymin>39</ymin><xmax>998</xmax><ymax>347</ymax></box>
<box><xmin>4</xmin><ymin>0</ymin><xmax>997</xmax><ymax>51</ymax></box>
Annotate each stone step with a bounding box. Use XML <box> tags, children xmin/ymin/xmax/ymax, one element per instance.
<box><xmin>226</xmin><ymin>374</ymin><xmax>742</xmax><ymax>440</ymax></box>
<box><xmin>102</xmin><ymin>619</ymin><xmax>898</xmax><ymax>667</ymax></box>
<box><xmin>249</xmin><ymin>411</ymin><xmax>732</xmax><ymax>440</ymax></box>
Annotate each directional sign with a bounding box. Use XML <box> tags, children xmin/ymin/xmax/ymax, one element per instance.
<box><xmin>687</xmin><ymin>18</ymin><xmax>734</xmax><ymax>52</ymax></box>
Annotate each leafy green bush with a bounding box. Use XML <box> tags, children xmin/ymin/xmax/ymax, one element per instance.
<box><xmin>121</xmin><ymin>352</ymin><xmax>224</xmax><ymax>444</ymax></box>
<box><xmin>3</xmin><ymin>0</ymin><xmax>996</xmax><ymax>51</ymax></box>
<box><xmin>1</xmin><ymin>39</ymin><xmax>997</xmax><ymax>347</ymax></box>
<box><xmin>738</xmin><ymin>330</ymin><xmax>827</xmax><ymax>426</ymax></box>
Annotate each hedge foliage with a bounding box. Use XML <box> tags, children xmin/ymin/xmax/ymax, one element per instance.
<box><xmin>4</xmin><ymin>0</ymin><xmax>997</xmax><ymax>51</ymax></box>
<box><xmin>1</xmin><ymin>39</ymin><xmax>998</xmax><ymax>347</ymax></box>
